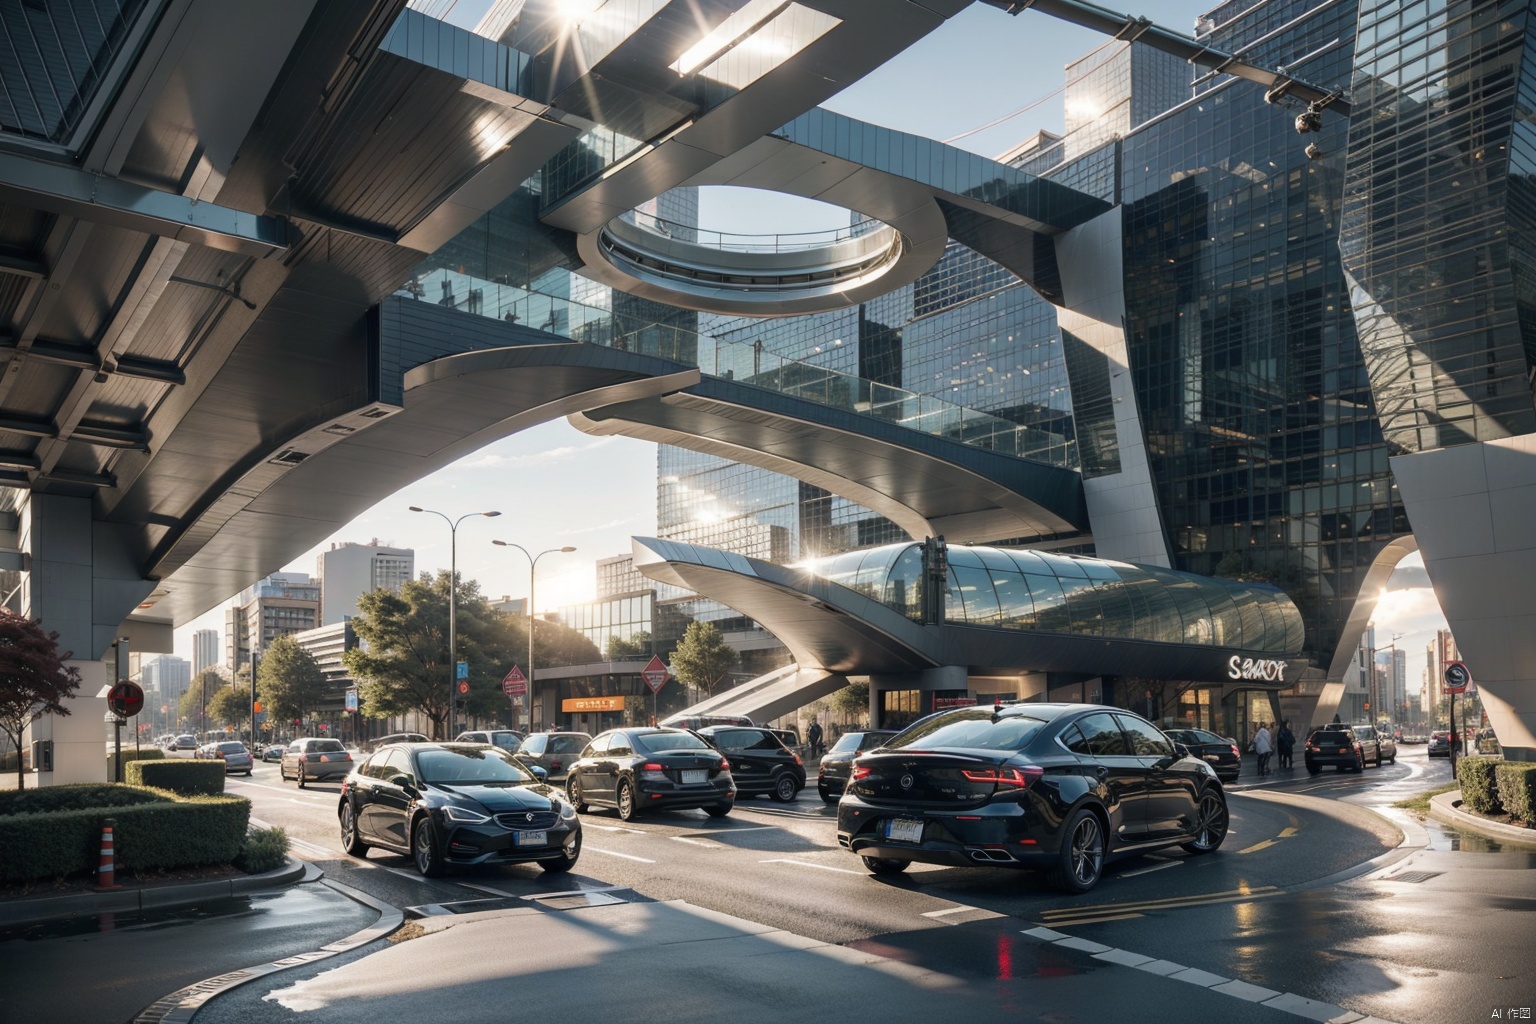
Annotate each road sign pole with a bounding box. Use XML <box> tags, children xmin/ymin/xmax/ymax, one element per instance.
<box><xmin>1449</xmin><ymin>690</ymin><xmax>1457</xmax><ymax>774</ymax></box>
<box><xmin>113</xmin><ymin>716</ymin><xmax>122</xmax><ymax>783</ymax></box>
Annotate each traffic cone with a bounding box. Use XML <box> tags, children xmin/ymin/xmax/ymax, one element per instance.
<box><xmin>96</xmin><ymin>817</ymin><xmax>122</xmax><ymax>890</ymax></box>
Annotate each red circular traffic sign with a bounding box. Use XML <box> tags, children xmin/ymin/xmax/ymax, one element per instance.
<box><xmin>108</xmin><ymin>681</ymin><xmax>144</xmax><ymax>717</ymax></box>
<box><xmin>457</xmin><ymin>680</ymin><xmax>470</xmax><ymax>696</ymax></box>
<box><xmin>1444</xmin><ymin>661</ymin><xmax>1471</xmax><ymax>694</ymax></box>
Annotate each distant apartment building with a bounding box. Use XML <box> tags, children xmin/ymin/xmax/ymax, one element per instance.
<box><xmin>1424</xmin><ymin>629</ymin><xmax>1461</xmax><ymax>723</ymax></box>
<box><xmin>192</xmin><ymin>628</ymin><xmax>219</xmax><ymax>677</ymax></box>
<box><xmin>317</xmin><ymin>541</ymin><xmax>414</xmax><ymax>625</ymax></box>
<box><xmin>225</xmin><ymin>572</ymin><xmax>321</xmax><ymax>674</ymax></box>
<box><xmin>140</xmin><ymin>653</ymin><xmax>191</xmax><ymax>711</ymax></box>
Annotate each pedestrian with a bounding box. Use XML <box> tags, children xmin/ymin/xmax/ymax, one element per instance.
<box><xmin>1254</xmin><ymin>721</ymin><xmax>1274</xmax><ymax>776</ymax></box>
<box><xmin>807</xmin><ymin>719</ymin><xmax>824</xmax><ymax>759</ymax></box>
<box><xmin>1277</xmin><ymin>720</ymin><xmax>1295</xmax><ymax>769</ymax></box>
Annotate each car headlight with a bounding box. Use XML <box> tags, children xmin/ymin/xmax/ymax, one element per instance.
<box><xmin>441</xmin><ymin>805</ymin><xmax>491</xmax><ymax>824</ymax></box>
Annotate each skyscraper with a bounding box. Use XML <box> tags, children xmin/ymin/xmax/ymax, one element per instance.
<box><xmin>317</xmin><ymin>541</ymin><xmax>415</xmax><ymax>626</ymax></box>
<box><xmin>192</xmin><ymin>629</ymin><xmax>219</xmax><ymax>678</ymax></box>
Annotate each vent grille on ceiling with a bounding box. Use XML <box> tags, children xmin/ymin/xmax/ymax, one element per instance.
<box><xmin>269</xmin><ymin>449</ymin><xmax>310</xmax><ymax>466</ymax></box>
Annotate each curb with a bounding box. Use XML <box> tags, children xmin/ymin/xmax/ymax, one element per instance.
<box><xmin>0</xmin><ymin>855</ymin><xmax>308</xmax><ymax>927</ymax></box>
<box><xmin>1428</xmin><ymin>790</ymin><xmax>1536</xmax><ymax>846</ymax></box>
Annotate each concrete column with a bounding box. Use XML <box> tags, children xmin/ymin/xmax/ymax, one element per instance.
<box><xmin>1390</xmin><ymin>437</ymin><xmax>1536</xmax><ymax>760</ymax></box>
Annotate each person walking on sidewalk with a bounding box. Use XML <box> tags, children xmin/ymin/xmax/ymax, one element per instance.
<box><xmin>807</xmin><ymin>719</ymin><xmax>824</xmax><ymax>759</ymax></box>
<box><xmin>1254</xmin><ymin>721</ymin><xmax>1274</xmax><ymax>776</ymax></box>
<box><xmin>1277</xmin><ymin>720</ymin><xmax>1295</xmax><ymax>769</ymax></box>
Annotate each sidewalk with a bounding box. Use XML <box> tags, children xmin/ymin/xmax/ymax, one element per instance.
<box><xmin>0</xmin><ymin>857</ymin><xmax>312</xmax><ymax>926</ymax></box>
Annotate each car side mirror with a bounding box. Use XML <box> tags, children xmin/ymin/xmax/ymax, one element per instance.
<box><xmin>1172</xmin><ymin>741</ymin><xmax>1190</xmax><ymax>758</ymax></box>
<box><xmin>529</xmin><ymin>765</ymin><xmax>548</xmax><ymax>782</ymax></box>
<box><xmin>388</xmin><ymin>773</ymin><xmax>416</xmax><ymax>792</ymax></box>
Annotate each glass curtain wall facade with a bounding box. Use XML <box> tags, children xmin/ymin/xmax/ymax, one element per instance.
<box><xmin>1108</xmin><ymin>0</ymin><xmax>1405</xmax><ymax>669</ymax></box>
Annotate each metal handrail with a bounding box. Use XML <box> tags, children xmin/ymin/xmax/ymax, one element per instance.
<box><xmin>625</xmin><ymin>209</ymin><xmax>888</xmax><ymax>254</ymax></box>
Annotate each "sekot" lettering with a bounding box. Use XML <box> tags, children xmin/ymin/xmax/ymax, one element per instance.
<box><xmin>1227</xmin><ymin>655</ymin><xmax>1286</xmax><ymax>682</ymax></box>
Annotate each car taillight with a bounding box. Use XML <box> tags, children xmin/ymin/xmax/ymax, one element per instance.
<box><xmin>643</xmin><ymin>762</ymin><xmax>665</xmax><ymax>772</ymax></box>
<box><xmin>550</xmin><ymin>760</ymin><xmax>562</xmax><ymax>770</ymax></box>
<box><xmin>792</xmin><ymin>752</ymin><xmax>803</xmax><ymax>766</ymax></box>
<box><xmin>851</xmin><ymin>765</ymin><xmax>872</xmax><ymax>781</ymax></box>
<box><xmin>719</xmin><ymin>757</ymin><xmax>730</xmax><ymax>771</ymax></box>
<box><xmin>960</xmin><ymin>766</ymin><xmax>1043</xmax><ymax>790</ymax></box>
<box><xmin>340</xmin><ymin>780</ymin><xmax>349</xmax><ymax>795</ymax></box>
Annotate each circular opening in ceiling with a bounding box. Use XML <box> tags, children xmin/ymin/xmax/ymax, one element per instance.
<box><xmin>694</xmin><ymin>186</ymin><xmax>861</xmax><ymax>239</ymax></box>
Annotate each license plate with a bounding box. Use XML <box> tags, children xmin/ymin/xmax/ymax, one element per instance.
<box><xmin>886</xmin><ymin>818</ymin><xmax>923</xmax><ymax>843</ymax></box>
<box><xmin>514</xmin><ymin>830</ymin><xmax>547</xmax><ymax>846</ymax></box>
<box><xmin>682</xmin><ymin>770</ymin><xmax>707</xmax><ymax>784</ymax></box>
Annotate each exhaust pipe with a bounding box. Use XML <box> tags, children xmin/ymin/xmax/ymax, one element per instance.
<box><xmin>968</xmin><ymin>848</ymin><xmax>1016</xmax><ymax>863</ymax></box>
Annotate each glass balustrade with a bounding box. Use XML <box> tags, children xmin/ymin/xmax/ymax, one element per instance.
<box><xmin>398</xmin><ymin>266</ymin><xmax>1078</xmax><ymax>468</ymax></box>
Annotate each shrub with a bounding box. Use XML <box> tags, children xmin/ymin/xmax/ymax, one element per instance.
<box><xmin>0</xmin><ymin>784</ymin><xmax>165</xmax><ymax>816</ymax></box>
<box><xmin>0</xmin><ymin>785</ymin><xmax>251</xmax><ymax>882</ymax></box>
<box><xmin>1494</xmin><ymin>763</ymin><xmax>1536</xmax><ymax>825</ymax></box>
<box><xmin>126</xmin><ymin>758</ymin><xmax>225</xmax><ymax>795</ymax></box>
<box><xmin>1457</xmin><ymin>755</ymin><xmax>1503</xmax><ymax>814</ymax></box>
<box><xmin>106</xmin><ymin>746</ymin><xmax>165</xmax><ymax>780</ymax></box>
<box><xmin>235</xmin><ymin>826</ymin><xmax>290</xmax><ymax>874</ymax></box>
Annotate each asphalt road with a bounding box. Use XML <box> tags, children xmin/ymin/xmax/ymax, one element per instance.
<box><xmin>9</xmin><ymin>744</ymin><xmax>1530</xmax><ymax>1023</ymax></box>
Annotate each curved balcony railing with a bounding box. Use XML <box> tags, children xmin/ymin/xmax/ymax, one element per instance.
<box><xmin>624</xmin><ymin>210</ymin><xmax>888</xmax><ymax>254</ymax></box>
<box><xmin>398</xmin><ymin>267</ymin><xmax>1079</xmax><ymax>468</ymax></box>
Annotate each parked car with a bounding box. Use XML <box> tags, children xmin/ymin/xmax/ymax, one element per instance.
<box><xmin>1304</xmin><ymin>728</ymin><xmax>1366</xmax><ymax>774</ymax></box>
<box><xmin>1163</xmin><ymin>728</ymin><xmax>1242</xmax><ymax>782</ymax></box>
<box><xmin>173</xmin><ymin>734</ymin><xmax>197</xmax><ymax>751</ymax></box>
<box><xmin>1427</xmin><ymin>730</ymin><xmax>1460</xmax><ymax>757</ymax></box>
<box><xmin>513</xmin><ymin>731</ymin><xmax>591</xmax><ymax>784</ymax></box>
<box><xmin>1349</xmin><ymin>724</ymin><xmax>1396</xmax><ymax>766</ymax></box>
<box><xmin>367</xmin><ymin>732</ymin><xmax>429</xmax><ymax>752</ymax></box>
<box><xmin>338</xmin><ymin>741</ymin><xmax>581</xmax><ymax>877</ymax></box>
<box><xmin>695</xmin><ymin>725</ymin><xmax>805</xmax><ymax>802</ymax></box>
<box><xmin>837</xmin><ymin>703</ymin><xmax>1228</xmax><ymax>893</ymax></box>
<box><xmin>281</xmin><ymin>737</ymin><xmax>354</xmax><ymax>787</ymax></box>
<box><xmin>566</xmin><ymin>727</ymin><xmax>735</xmax><ymax>820</ymax></box>
<box><xmin>659</xmin><ymin>713</ymin><xmax>752</xmax><ymax>731</ymax></box>
<box><xmin>261</xmin><ymin>743</ymin><xmax>285</xmax><ymax>763</ymax></box>
<box><xmin>454</xmin><ymin>729</ymin><xmax>524</xmax><ymax>754</ymax></box>
<box><xmin>817</xmin><ymin>730</ymin><xmax>898</xmax><ymax>803</ymax></box>
<box><xmin>205</xmin><ymin>739</ymin><xmax>254</xmax><ymax>775</ymax></box>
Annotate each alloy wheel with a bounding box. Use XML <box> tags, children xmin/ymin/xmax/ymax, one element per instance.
<box><xmin>1069</xmin><ymin>814</ymin><xmax>1103</xmax><ymax>886</ymax></box>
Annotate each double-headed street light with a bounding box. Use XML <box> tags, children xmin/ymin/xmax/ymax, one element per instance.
<box><xmin>492</xmin><ymin>541</ymin><xmax>576</xmax><ymax>727</ymax></box>
<box><xmin>410</xmin><ymin>506</ymin><xmax>502</xmax><ymax>738</ymax></box>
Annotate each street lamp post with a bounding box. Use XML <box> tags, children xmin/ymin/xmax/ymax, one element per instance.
<box><xmin>410</xmin><ymin>506</ymin><xmax>502</xmax><ymax>739</ymax></box>
<box><xmin>1361</xmin><ymin>630</ymin><xmax>1403</xmax><ymax>727</ymax></box>
<box><xmin>492</xmin><ymin>541</ymin><xmax>576</xmax><ymax>729</ymax></box>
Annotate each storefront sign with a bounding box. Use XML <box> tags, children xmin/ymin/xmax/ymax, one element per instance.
<box><xmin>562</xmin><ymin>696</ymin><xmax>625</xmax><ymax>712</ymax></box>
<box><xmin>933</xmin><ymin>696</ymin><xmax>977</xmax><ymax>709</ymax></box>
<box><xmin>1227</xmin><ymin>656</ymin><xmax>1286</xmax><ymax>682</ymax></box>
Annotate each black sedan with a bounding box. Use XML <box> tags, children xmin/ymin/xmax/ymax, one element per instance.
<box><xmin>818</xmin><ymin>730</ymin><xmax>898</xmax><ymax>803</ymax></box>
<box><xmin>837</xmin><ymin>703</ymin><xmax>1228</xmax><ymax>893</ymax></box>
<box><xmin>1303</xmin><ymin>728</ymin><xmax>1366</xmax><ymax>774</ymax></box>
<box><xmin>695</xmin><ymin>725</ymin><xmax>805</xmax><ymax>802</ymax></box>
<box><xmin>566</xmin><ymin>727</ymin><xmax>735</xmax><ymax>821</ymax></box>
<box><xmin>337</xmin><ymin>742</ymin><xmax>580</xmax><ymax>877</ymax></box>
<box><xmin>1164</xmin><ymin>728</ymin><xmax>1242</xmax><ymax>783</ymax></box>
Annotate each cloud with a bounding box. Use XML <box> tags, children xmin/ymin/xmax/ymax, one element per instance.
<box><xmin>459</xmin><ymin>436</ymin><xmax>621</xmax><ymax>470</ymax></box>
<box><xmin>562</xmin><ymin>517</ymin><xmax>640</xmax><ymax>536</ymax></box>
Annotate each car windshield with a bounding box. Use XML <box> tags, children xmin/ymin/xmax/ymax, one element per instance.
<box><xmin>634</xmin><ymin>731</ymin><xmax>711</xmax><ymax>753</ymax></box>
<box><xmin>887</xmin><ymin>708</ymin><xmax>1047</xmax><ymax>752</ymax></box>
<box><xmin>217</xmin><ymin>742</ymin><xmax>245</xmax><ymax>754</ymax></box>
<box><xmin>309</xmin><ymin>740</ymin><xmax>345</xmax><ymax>752</ymax></box>
<box><xmin>1311</xmin><ymin>731</ymin><xmax>1351</xmax><ymax>745</ymax></box>
<box><xmin>829</xmin><ymin>733</ymin><xmax>863</xmax><ymax>754</ymax></box>
<box><xmin>418</xmin><ymin>747</ymin><xmax>535</xmax><ymax>784</ymax></box>
<box><xmin>490</xmin><ymin>731</ymin><xmax>522</xmax><ymax>751</ymax></box>
<box><xmin>547</xmin><ymin>735</ymin><xmax>588</xmax><ymax>754</ymax></box>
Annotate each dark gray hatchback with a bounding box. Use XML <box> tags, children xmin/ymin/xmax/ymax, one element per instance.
<box><xmin>818</xmin><ymin>730</ymin><xmax>898</xmax><ymax>803</ymax></box>
<box><xmin>695</xmin><ymin>725</ymin><xmax>805</xmax><ymax>802</ymax></box>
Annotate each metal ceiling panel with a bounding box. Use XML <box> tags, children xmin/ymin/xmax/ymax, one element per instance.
<box><xmin>1</xmin><ymin>358</ymin><xmax>74</xmax><ymax>417</ymax></box>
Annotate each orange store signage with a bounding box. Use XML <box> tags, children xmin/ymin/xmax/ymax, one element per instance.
<box><xmin>562</xmin><ymin>696</ymin><xmax>625</xmax><ymax>712</ymax></box>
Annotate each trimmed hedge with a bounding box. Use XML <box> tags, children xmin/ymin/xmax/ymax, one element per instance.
<box><xmin>1457</xmin><ymin>755</ymin><xmax>1503</xmax><ymax>815</ymax></box>
<box><xmin>126</xmin><ymin>758</ymin><xmax>225</xmax><ymax>795</ymax></box>
<box><xmin>0</xmin><ymin>784</ymin><xmax>166</xmax><ymax>816</ymax></box>
<box><xmin>0</xmin><ymin>784</ymin><xmax>250</xmax><ymax>883</ymax></box>
<box><xmin>236</xmin><ymin>826</ymin><xmax>290</xmax><ymax>874</ymax></box>
<box><xmin>1494</xmin><ymin>763</ymin><xmax>1536</xmax><ymax>825</ymax></box>
<box><xmin>107</xmin><ymin>746</ymin><xmax>166</xmax><ymax>780</ymax></box>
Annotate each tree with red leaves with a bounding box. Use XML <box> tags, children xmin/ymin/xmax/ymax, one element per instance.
<box><xmin>0</xmin><ymin>611</ymin><xmax>82</xmax><ymax>790</ymax></box>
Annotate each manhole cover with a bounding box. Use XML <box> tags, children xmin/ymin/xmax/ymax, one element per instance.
<box><xmin>528</xmin><ymin>891</ymin><xmax>627</xmax><ymax>910</ymax></box>
<box><xmin>1386</xmin><ymin>870</ymin><xmax>1442</xmax><ymax>884</ymax></box>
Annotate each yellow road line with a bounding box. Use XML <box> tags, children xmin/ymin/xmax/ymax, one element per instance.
<box><xmin>1278</xmin><ymin>826</ymin><xmax>1299</xmax><ymax>838</ymax></box>
<box><xmin>1039</xmin><ymin>885</ymin><xmax>1280</xmax><ymax>920</ymax></box>
<box><xmin>1238</xmin><ymin>839</ymin><xmax>1277</xmax><ymax>854</ymax></box>
<box><xmin>1041</xmin><ymin>887</ymin><xmax>1283</xmax><ymax>926</ymax></box>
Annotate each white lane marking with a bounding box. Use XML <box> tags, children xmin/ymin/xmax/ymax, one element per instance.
<box><xmin>670</xmin><ymin>836</ymin><xmax>720</xmax><ymax>848</ymax></box>
<box><xmin>585</xmin><ymin>824</ymin><xmax>648</xmax><ymax>834</ymax></box>
<box><xmin>585</xmin><ymin>846</ymin><xmax>656</xmax><ymax>863</ymax></box>
<box><xmin>1119</xmin><ymin>860</ymin><xmax>1182</xmax><ymax>878</ymax></box>
<box><xmin>759</xmin><ymin>858</ymin><xmax>863</xmax><ymax>875</ymax></box>
<box><xmin>921</xmin><ymin>906</ymin><xmax>973</xmax><ymax>918</ymax></box>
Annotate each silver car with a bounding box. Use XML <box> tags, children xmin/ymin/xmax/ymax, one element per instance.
<box><xmin>1349</xmin><ymin>725</ymin><xmax>1397</xmax><ymax>767</ymax></box>
<box><xmin>514</xmin><ymin>731</ymin><xmax>591</xmax><ymax>784</ymax></box>
<box><xmin>209</xmin><ymin>740</ymin><xmax>254</xmax><ymax>775</ymax></box>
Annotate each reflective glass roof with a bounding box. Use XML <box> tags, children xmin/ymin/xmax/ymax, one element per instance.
<box><xmin>802</xmin><ymin>542</ymin><xmax>1303</xmax><ymax>653</ymax></box>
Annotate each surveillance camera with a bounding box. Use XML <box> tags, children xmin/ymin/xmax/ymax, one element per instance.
<box><xmin>1305</xmin><ymin>142</ymin><xmax>1323</xmax><ymax>160</ymax></box>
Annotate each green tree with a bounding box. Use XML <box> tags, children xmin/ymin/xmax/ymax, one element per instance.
<box><xmin>258</xmin><ymin>635</ymin><xmax>327</xmax><ymax>730</ymax></box>
<box><xmin>345</xmin><ymin>571</ymin><xmax>597</xmax><ymax>738</ymax></box>
<box><xmin>209</xmin><ymin>683</ymin><xmax>251</xmax><ymax>729</ymax></box>
<box><xmin>670</xmin><ymin>620</ymin><xmax>738</xmax><ymax>699</ymax></box>
<box><xmin>0</xmin><ymin>612</ymin><xmax>82</xmax><ymax>790</ymax></box>
<box><xmin>606</xmin><ymin>631</ymin><xmax>653</xmax><ymax>660</ymax></box>
<box><xmin>178</xmin><ymin>670</ymin><xmax>226</xmax><ymax>732</ymax></box>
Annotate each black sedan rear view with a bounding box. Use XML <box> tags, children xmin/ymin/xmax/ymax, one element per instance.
<box><xmin>818</xmin><ymin>729</ymin><xmax>898</xmax><ymax>803</ymax></box>
<box><xmin>338</xmin><ymin>742</ymin><xmax>581</xmax><ymax>877</ymax></box>
<box><xmin>1164</xmin><ymin>728</ymin><xmax>1242</xmax><ymax>782</ymax></box>
<box><xmin>837</xmin><ymin>704</ymin><xmax>1228</xmax><ymax>893</ymax></box>
<box><xmin>566</xmin><ymin>727</ymin><xmax>735</xmax><ymax>820</ymax></box>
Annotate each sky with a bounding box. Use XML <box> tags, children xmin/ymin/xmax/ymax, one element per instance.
<box><xmin>171</xmin><ymin>0</ymin><xmax>1451</xmax><ymax>687</ymax></box>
